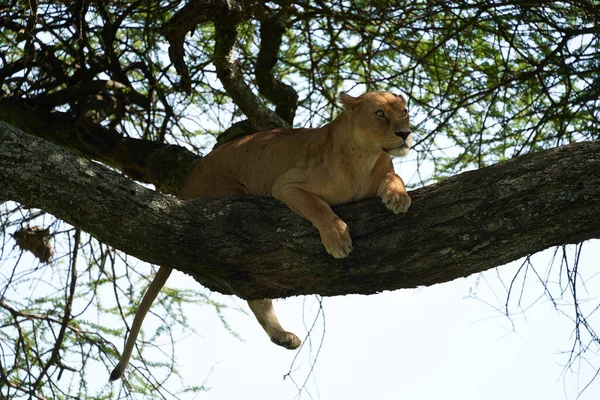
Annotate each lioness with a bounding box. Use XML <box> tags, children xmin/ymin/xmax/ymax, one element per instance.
<box><xmin>110</xmin><ymin>91</ymin><xmax>412</xmax><ymax>381</ymax></box>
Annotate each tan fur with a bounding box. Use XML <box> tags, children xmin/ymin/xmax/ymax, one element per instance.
<box><xmin>110</xmin><ymin>92</ymin><xmax>412</xmax><ymax>380</ymax></box>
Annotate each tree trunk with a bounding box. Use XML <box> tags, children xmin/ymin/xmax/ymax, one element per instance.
<box><xmin>1</xmin><ymin>121</ymin><xmax>599</xmax><ymax>299</ymax></box>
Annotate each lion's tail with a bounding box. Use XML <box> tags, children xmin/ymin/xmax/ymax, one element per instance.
<box><xmin>109</xmin><ymin>265</ymin><xmax>173</xmax><ymax>381</ymax></box>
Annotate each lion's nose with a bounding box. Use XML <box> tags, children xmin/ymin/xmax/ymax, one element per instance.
<box><xmin>394</xmin><ymin>130</ymin><xmax>411</xmax><ymax>140</ymax></box>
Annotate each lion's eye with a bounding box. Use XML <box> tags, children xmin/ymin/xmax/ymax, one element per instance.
<box><xmin>375</xmin><ymin>110</ymin><xmax>385</xmax><ymax>119</ymax></box>
<box><xmin>402</xmin><ymin>109</ymin><xmax>408</xmax><ymax>118</ymax></box>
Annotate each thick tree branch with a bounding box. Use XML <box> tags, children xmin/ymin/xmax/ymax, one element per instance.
<box><xmin>255</xmin><ymin>6</ymin><xmax>299</xmax><ymax>124</ymax></box>
<box><xmin>162</xmin><ymin>0</ymin><xmax>245</xmax><ymax>94</ymax></box>
<box><xmin>0</xmin><ymin>98</ymin><xmax>199</xmax><ymax>193</ymax></box>
<box><xmin>214</xmin><ymin>119</ymin><xmax>254</xmax><ymax>148</ymax></box>
<box><xmin>161</xmin><ymin>0</ymin><xmax>290</xmax><ymax>131</ymax></box>
<box><xmin>1</xmin><ymin>122</ymin><xmax>599</xmax><ymax>300</ymax></box>
<box><xmin>213</xmin><ymin>21</ymin><xmax>291</xmax><ymax>132</ymax></box>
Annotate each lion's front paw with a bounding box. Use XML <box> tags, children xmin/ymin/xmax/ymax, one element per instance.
<box><xmin>381</xmin><ymin>189</ymin><xmax>411</xmax><ymax>214</ymax></box>
<box><xmin>320</xmin><ymin>220</ymin><xmax>353</xmax><ymax>259</ymax></box>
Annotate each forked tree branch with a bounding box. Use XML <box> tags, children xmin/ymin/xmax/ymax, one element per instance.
<box><xmin>162</xmin><ymin>0</ymin><xmax>245</xmax><ymax>93</ymax></box>
<box><xmin>1</xmin><ymin>121</ymin><xmax>599</xmax><ymax>299</ymax></box>
<box><xmin>162</xmin><ymin>0</ymin><xmax>291</xmax><ymax>132</ymax></box>
<box><xmin>213</xmin><ymin>21</ymin><xmax>290</xmax><ymax>131</ymax></box>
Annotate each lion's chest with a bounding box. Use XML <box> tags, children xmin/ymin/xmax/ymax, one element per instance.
<box><xmin>318</xmin><ymin>164</ymin><xmax>379</xmax><ymax>205</ymax></box>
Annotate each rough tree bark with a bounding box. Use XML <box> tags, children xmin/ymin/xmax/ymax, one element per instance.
<box><xmin>1</xmin><ymin>121</ymin><xmax>599</xmax><ymax>299</ymax></box>
<box><xmin>0</xmin><ymin>98</ymin><xmax>200</xmax><ymax>193</ymax></box>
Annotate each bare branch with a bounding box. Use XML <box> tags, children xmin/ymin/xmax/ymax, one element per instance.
<box><xmin>33</xmin><ymin>229</ymin><xmax>80</xmax><ymax>389</ymax></box>
<box><xmin>29</xmin><ymin>80</ymin><xmax>150</xmax><ymax>109</ymax></box>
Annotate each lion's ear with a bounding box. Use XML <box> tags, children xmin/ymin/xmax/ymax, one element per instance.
<box><xmin>394</xmin><ymin>93</ymin><xmax>407</xmax><ymax>103</ymax></box>
<box><xmin>339</xmin><ymin>92</ymin><xmax>358</xmax><ymax>110</ymax></box>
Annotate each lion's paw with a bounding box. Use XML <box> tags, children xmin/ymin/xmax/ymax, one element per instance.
<box><xmin>381</xmin><ymin>189</ymin><xmax>411</xmax><ymax>214</ymax></box>
<box><xmin>271</xmin><ymin>331</ymin><xmax>301</xmax><ymax>350</ymax></box>
<box><xmin>320</xmin><ymin>220</ymin><xmax>353</xmax><ymax>259</ymax></box>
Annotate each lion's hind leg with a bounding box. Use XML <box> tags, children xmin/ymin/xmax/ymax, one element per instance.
<box><xmin>248</xmin><ymin>299</ymin><xmax>301</xmax><ymax>349</ymax></box>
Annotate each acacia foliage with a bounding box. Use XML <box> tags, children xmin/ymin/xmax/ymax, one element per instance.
<box><xmin>0</xmin><ymin>1</ymin><xmax>599</xmax><ymax>399</ymax></box>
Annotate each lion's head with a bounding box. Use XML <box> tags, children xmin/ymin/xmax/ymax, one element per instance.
<box><xmin>340</xmin><ymin>91</ymin><xmax>412</xmax><ymax>157</ymax></box>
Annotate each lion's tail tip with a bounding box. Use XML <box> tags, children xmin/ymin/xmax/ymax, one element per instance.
<box><xmin>109</xmin><ymin>364</ymin><xmax>124</xmax><ymax>381</ymax></box>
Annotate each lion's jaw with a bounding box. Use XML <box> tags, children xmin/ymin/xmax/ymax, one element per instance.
<box><xmin>385</xmin><ymin>144</ymin><xmax>411</xmax><ymax>157</ymax></box>
<box><xmin>384</xmin><ymin>132</ymin><xmax>413</xmax><ymax>157</ymax></box>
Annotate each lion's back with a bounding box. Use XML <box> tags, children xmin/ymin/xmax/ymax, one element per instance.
<box><xmin>180</xmin><ymin>127</ymin><xmax>327</xmax><ymax>199</ymax></box>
